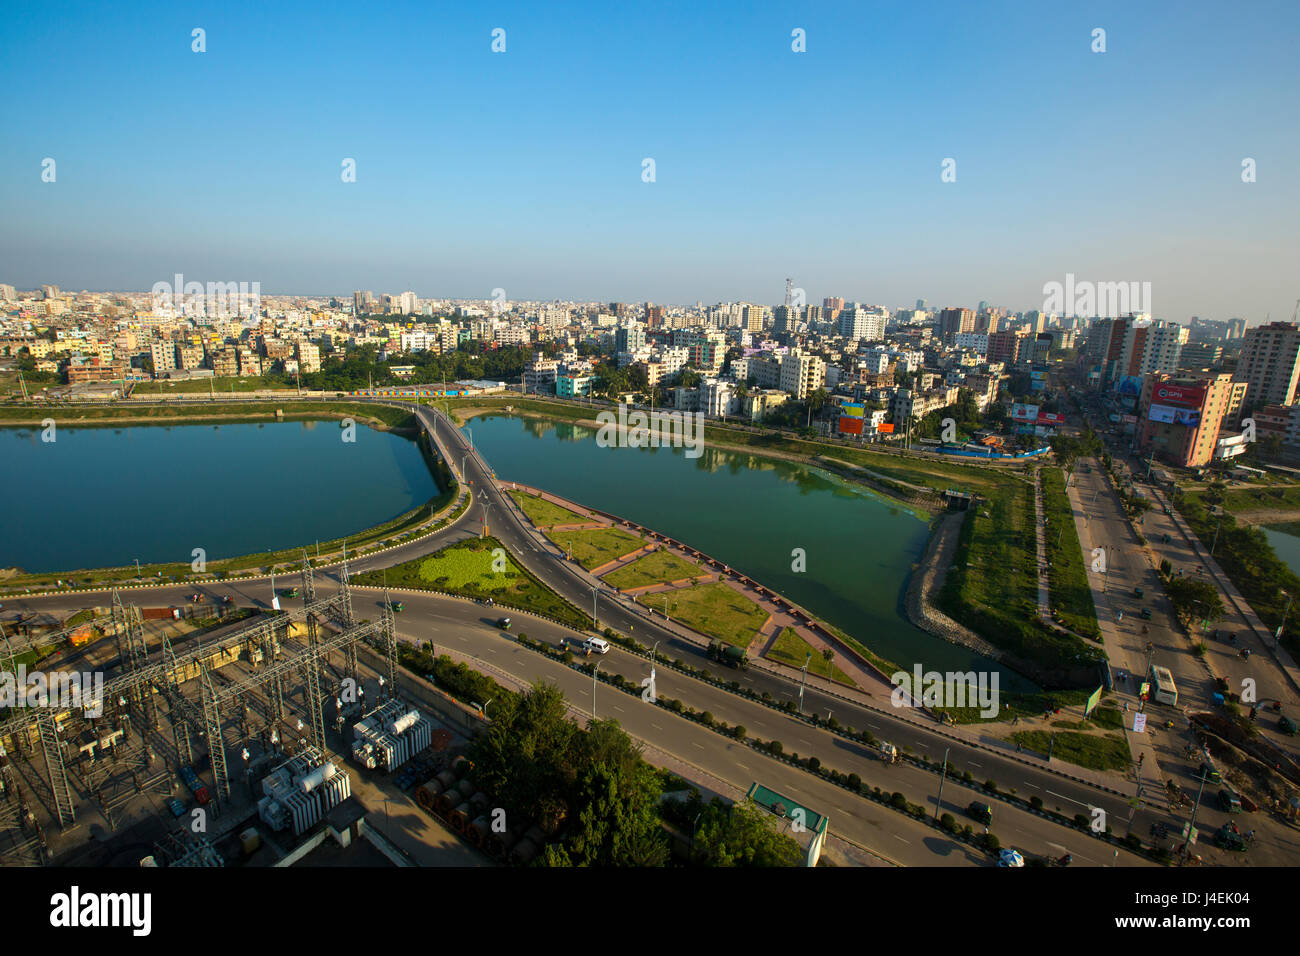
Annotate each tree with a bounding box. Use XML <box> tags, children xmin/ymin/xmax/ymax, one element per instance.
<box><xmin>692</xmin><ymin>798</ymin><xmax>805</xmax><ymax>867</ymax></box>
<box><xmin>468</xmin><ymin>681</ymin><xmax>577</xmax><ymax>832</ymax></box>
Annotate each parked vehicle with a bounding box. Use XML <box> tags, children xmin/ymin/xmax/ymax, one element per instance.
<box><xmin>1140</xmin><ymin>607</ymin><xmax>1153</xmax><ymax>620</ymax></box>
<box><xmin>1218</xmin><ymin>789</ymin><xmax>1242</xmax><ymax>813</ymax></box>
<box><xmin>1134</xmin><ymin>586</ymin><xmax>1144</xmax><ymax>598</ymax></box>
<box><xmin>1280</xmin><ymin>715</ymin><xmax>1297</xmax><ymax>736</ymax></box>
<box><xmin>581</xmin><ymin>637</ymin><xmax>610</xmax><ymax>655</ymax></box>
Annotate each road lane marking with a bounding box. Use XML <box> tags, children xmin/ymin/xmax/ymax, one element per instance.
<box><xmin>1046</xmin><ymin>790</ymin><xmax>1089</xmax><ymax>808</ymax></box>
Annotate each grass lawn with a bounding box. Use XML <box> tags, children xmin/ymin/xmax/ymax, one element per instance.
<box><xmin>638</xmin><ymin>581</ymin><xmax>768</xmax><ymax>649</ymax></box>
<box><xmin>1042</xmin><ymin>466</ymin><xmax>1100</xmax><ymax>639</ymax></box>
<box><xmin>764</xmin><ymin>627</ymin><xmax>854</xmax><ymax>685</ymax></box>
<box><xmin>603</xmin><ymin>549</ymin><xmax>701</xmax><ymax>589</ymax></box>
<box><xmin>940</xmin><ymin>480</ymin><xmax>1096</xmax><ymax>674</ymax></box>
<box><xmin>554</xmin><ymin>526</ymin><xmax>645</xmax><ymax>570</ymax></box>
<box><xmin>1009</xmin><ymin>729</ymin><xmax>1131</xmax><ymax>772</ymax></box>
<box><xmin>352</xmin><ymin>537</ymin><xmax>590</xmax><ymax>629</ymax></box>
<box><xmin>508</xmin><ymin>490</ymin><xmax>591</xmax><ymax>528</ymax></box>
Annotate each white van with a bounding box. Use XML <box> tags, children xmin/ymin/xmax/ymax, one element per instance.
<box><xmin>582</xmin><ymin>637</ymin><xmax>611</xmax><ymax>654</ymax></box>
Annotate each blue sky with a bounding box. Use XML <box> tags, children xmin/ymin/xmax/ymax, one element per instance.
<box><xmin>2</xmin><ymin>0</ymin><xmax>1297</xmax><ymax>320</ymax></box>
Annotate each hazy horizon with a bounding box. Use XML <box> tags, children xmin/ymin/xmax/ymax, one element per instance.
<box><xmin>3</xmin><ymin>0</ymin><xmax>1296</xmax><ymax>323</ymax></box>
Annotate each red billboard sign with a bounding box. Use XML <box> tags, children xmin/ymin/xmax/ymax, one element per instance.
<box><xmin>1037</xmin><ymin>412</ymin><xmax>1065</xmax><ymax>426</ymax></box>
<box><xmin>838</xmin><ymin>416</ymin><xmax>864</xmax><ymax>435</ymax></box>
<box><xmin>1151</xmin><ymin>383</ymin><xmax>1204</xmax><ymax>408</ymax></box>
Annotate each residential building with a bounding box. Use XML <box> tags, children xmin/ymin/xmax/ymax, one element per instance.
<box><xmin>1236</xmin><ymin>321</ymin><xmax>1300</xmax><ymax>409</ymax></box>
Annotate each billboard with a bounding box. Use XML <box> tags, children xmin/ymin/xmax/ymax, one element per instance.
<box><xmin>1115</xmin><ymin>375</ymin><xmax>1143</xmax><ymax>397</ymax></box>
<box><xmin>1150</xmin><ymin>404</ymin><xmax>1201</xmax><ymax>426</ymax></box>
<box><xmin>841</xmin><ymin>403</ymin><xmax>865</xmax><ymax>418</ymax></box>
<box><xmin>1037</xmin><ymin>412</ymin><xmax>1065</xmax><ymax>426</ymax></box>
<box><xmin>1084</xmin><ymin>685</ymin><xmax>1103</xmax><ymax>717</ymax></box>
<box><xmin>838</xmin><ymin>416</ymin><xmax>864</xmax><ymax>435</ymax></box>
<box><xmin>1012</xmin><ymin>402</ymin><xmax>1039</xmax><ymax>422</ymax></box>
<box><xmin>876</xmin><ymin>422</ymin><xmax>895</xmax><ymax>433</ymax></box>
<box><xmin>1151</xmin><ymin>383</ymin><xmax>1204</xmax><ymax>407</ymax></box>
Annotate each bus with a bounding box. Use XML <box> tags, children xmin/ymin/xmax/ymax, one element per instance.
<box><xmin>1150</xmin><ymin>665</ymin><xmax>1178</xmax><ymax>707</ymax></box>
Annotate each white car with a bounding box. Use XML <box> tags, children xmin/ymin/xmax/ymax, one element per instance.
<box><xmin>582</xmin><ymin>637</ymin><xmax>611</xmax><ymax>654</ymax></box>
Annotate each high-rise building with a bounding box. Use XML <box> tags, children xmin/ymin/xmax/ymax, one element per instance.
<box><xmin>1136</xmin><ymin>373</ymin><xmax>1237</xmax><ymax>468</ymax></box>
<box><xmin>938</xmin><ymin>308</ymin><xmax>975</xmax><ymax>337</ymax></box>
<box><xmin>1236</xmin><ymin>321</ymin><xmax>1300</xmax><ymax>409</ymax></box>
<box><xmin>838</xmin><ymin>307</ymin><xmax>887</xmax><ymax>343</ymax></box>
<box><xmin>823</xmin><ymin>297</ymin><xmax>845</xmax><ymax>321</ymax></box>
<box><xmin>615</xmin><ymin>322</ymin><xmax>646</xmax><ymax>353</ymax></box>
<box><xmin>778</xmin><ymin>349</ymin><xmax>825</xmax><ymax>400</ymax></box>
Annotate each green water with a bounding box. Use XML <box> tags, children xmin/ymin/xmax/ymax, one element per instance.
<box><xmin>471</xmin><ymin>413</ymin><xmax>1035</xmax><ymax>688</ymax></box>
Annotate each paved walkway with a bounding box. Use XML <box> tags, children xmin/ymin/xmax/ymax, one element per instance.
<box><xmin>1033</xmin><ymin>468</ymin><xmax>1051</xmax><ymax>623</ymax></box>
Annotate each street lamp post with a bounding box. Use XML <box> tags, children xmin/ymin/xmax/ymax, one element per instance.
<box><xmin>1278</xmin><ymin>591</ymin><xmax>1293</xmax><ymax>649</ymax></box>
<box><xmin>651</xmin><ymin>640</ymin><xmax>661</xmax><ymax>668</ymax></box>
<box><xmin>592</xmin><ymin>662</ymin><xmax>601</xmax><ymax>719</ymax></box>
<box><xmin>591</xmin><ymin>587</ymin><xmax>598</xmax><ymax>630</ymax></box>
<box><xmin>798</xmin><ymin>652</ymin><xmax>811</xmax><ymax>714</ymax></box>
<box><xmin>934</xmin><ymin>746</ymin><xmax>951</xmax><ymax>821</ymax></box>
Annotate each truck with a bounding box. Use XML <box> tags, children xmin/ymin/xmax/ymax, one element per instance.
<box><xmin>706</xmin><ymin>641</ymin><xmax>747</xmax><ymax>669</ymax></box>
<box><xmin>878</xmin><ymin>741</ymin><xmax>899</xmax><ymax>764</ymax></box>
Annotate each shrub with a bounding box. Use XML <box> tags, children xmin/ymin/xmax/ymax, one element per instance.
<box><xmin>808</xmin><ymin>756</ymin><xmax>821</xmax><ymax>772</ymax></box>
<box><xmin>984</xmin><ymin>779</ymin><xmax>998</xmax><ymax>792</ymax></box>
<box><xmin>732</xmin><ymin>725</ymin><xmax>746</xmax><ymax>741</ymax></box>
<box><xmin>1029</xmin><ymin>796</ymin><xmax>1043</xmax><ymax>810</ymax></box>
<box><xmin>700</xmin><ymin>711</ymin><xmax>714</xmax><ymax>726</ymax></box>
<box><xmin>939</xmin><ymin>813</ymin><xmax>956</xmax><ymax>832</ymax></box>
<box><xmin>890</xmin><ymin>791</ymin><xmax>908</xmax><ymax>810</ymax></box>
<box><xmin>769</xmin><ymin>740</ymin><xmax>783</xmax><ymax>756</ymax></box>
<box><xmin>847</xmin><ymin>773</ymin><xmax>862</xmax><ymax>792</ymax></box>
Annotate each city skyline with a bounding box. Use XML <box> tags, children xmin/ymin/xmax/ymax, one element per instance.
<box><xmin>2</xmin><ymin>0</ymin><xmax>1297</xmax><ymax>320</ymax></box>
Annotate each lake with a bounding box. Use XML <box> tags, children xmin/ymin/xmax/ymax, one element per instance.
<box><xmin>0</xmin><ymin>421</ymin><xmax>437</xmax><ymax>572</ymax></box>
<box><xmin>468</xmin><ymin>413</ymin><xmax>1034</xmax><ymax>687</ymax></box>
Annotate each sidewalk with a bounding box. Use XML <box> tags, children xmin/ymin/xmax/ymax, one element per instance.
<box><xmin>1150</xmin><ymin>483</ymin><xmax>1300</xmax><ymax>702</ymax></box>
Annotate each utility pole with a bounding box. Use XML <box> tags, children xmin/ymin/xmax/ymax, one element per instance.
<box><xmin>1180</xmin><ymin>766</ymin><xmax>1212</xmax><ymax>859</ymax></box>
<box><xmin>934</xmin><ymin>746</ymin><xmax>951</xmax><ymax>821</ymax></box>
